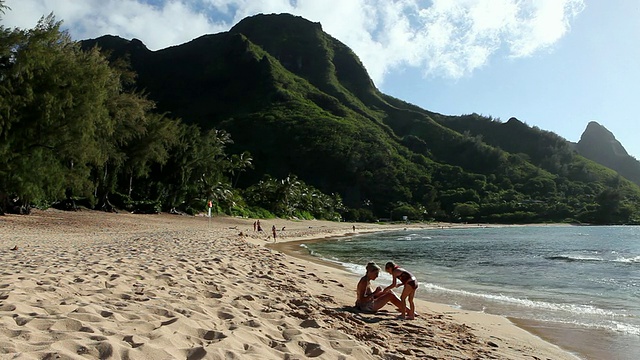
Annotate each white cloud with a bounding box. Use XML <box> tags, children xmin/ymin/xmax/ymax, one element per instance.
<box><xmin>1</xmin><ymin>0</ymin><xmax>585</xmax><ymax>84</ymax></box>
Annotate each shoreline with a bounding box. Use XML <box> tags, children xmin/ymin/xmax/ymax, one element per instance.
<box><xmin>271</xmin><ymin>234</ymin><xmax>592</xmax><ymax>360</ymax></box>
<box><xmin>0</xmin><ymin>210</ymin><xmax>580</xmax><ymax>359</ymax></box>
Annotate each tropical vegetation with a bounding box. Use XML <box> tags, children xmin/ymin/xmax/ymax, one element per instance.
<box><xmin>2</xmin><ymin>8</ymin><xmax>640</xmax><ymax>224</ymax></box>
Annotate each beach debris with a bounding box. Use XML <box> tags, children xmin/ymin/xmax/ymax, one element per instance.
<box><xmin>10</xmin><ymin>245</ymin><xmax>18</xmax><ymax>251</ymax></box>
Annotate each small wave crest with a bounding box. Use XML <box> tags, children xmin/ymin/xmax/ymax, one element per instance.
<box><xmin>423</xmin><ymin>283</ymin><xmax>622</xmax><ymax>317</ymax></box>
<box><xmin>547</xmin><ymin>254</ymin><xmax>640</xmax><ymax>264</ymax></box>
<box><xmin>547</xmin><ymin>255</ymin><xmax>604</xmax><ymax>262</ymax></box>
<box><xmin>615</xmin><ymin>255</ymin><xmax>640</xmax><ymax>264</ymax></box>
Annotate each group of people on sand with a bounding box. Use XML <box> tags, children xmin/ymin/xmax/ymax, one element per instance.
<box><xmin>252</xmin><ymin>219</ymin><xmax>279</xmax><ymax>242</ymax></box>
<box><xmin>355</xmin><ymin>261</ymin><xmax>418</xmax><ymax>320</ymax></box>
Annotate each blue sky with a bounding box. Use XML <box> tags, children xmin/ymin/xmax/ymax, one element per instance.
<box><xmin>3</xmin><ymin>0</ymin><xmax>639</xmax><ymax>159</ymax></box>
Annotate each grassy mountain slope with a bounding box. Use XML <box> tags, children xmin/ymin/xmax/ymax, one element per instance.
<box><xmin>82</xmin><ymin>14</ymin><xmax>640</xmax><ymax>223</ymax></box>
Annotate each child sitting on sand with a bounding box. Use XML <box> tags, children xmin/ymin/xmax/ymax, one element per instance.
<box><xmin>383</xmin><ymin>261</ymin><xmax>418</xmax><ymax>319</ymax></box>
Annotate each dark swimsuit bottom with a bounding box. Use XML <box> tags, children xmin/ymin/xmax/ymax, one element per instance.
<box><xmin>397</xmin><ymin>269</ymin><xmax>418</xmax><ymax>290</ymax></box>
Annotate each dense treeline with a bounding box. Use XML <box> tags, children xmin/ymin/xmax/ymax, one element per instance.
<box><xmin>0</xmin><ymin>12</ymin><xmax>342</xmax><ymax>220</ymax></box>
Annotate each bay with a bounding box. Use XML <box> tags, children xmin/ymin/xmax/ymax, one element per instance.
<box><xmin>304</xmin><ymin>225</ymin><xmax>640</xmax><ymax>360</ymax></box>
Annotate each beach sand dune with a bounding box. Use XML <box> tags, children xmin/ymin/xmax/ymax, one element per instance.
<box><xmin>0</xmin><ymin>210</ymin><xmax>578</xmax><ymax>359</ymax></box>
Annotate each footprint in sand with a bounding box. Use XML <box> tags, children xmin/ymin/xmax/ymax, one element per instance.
<box><xmin>242</xmin><ymin>319</ymin><xmax>261</xmax><ymax>328</ymax></box>
<box><xmin>259</xmin><ymin>336</ymin><xmax>288</xmax><ymax>352</ymax></box>
<box><xmin>0</xmin><ymin>328</ymin><xmax>23</xmax><ymax>339</ymax></box>
<box><xmin>25</xmin><ymin>318</ymin><xmax>55</xmax><ymax>331</ymax></box>
<box><xmin>14</xmin><ymin>316</ymin><xmax>30</xmax><ymax>326</ymax></box>
<box><xmin>200</xmin><ymin>329</ymin><xmax>227</xmax><ymax>342</ymax></box>
<box><xmin>94</xmin><ymin>341</ymin><xmax>114</xmax><ymax>358</ymax></box>
<box><xmin>203</xmin><ymin>291</ymin><xmax>223</xmax><ymax>299</ymax></box>
<box><xmin>300</xmin><ymin>319</ymin><xmax>322</xmax><ymax>329</ymax></box>
<box><xmin>282</xmin><ymin>328</ymin><xmax>302</xmax><ymax>341</ymax></box>
<box><xmin>123</xmin><ymin>334</ymin><xmax>144</xmax><ymax>348</ymax></box>
<box><xmin>148</xmin><ymin>307</ymin><xmax>174</xmax><ymax>318</ymax></box>
<box><xmin>217</xmin><ymin>310</ymin><xmax>235</xmax><ymax>320</ymax></box>
<box><xmin>0</xmin><ymin>303</ymin><xmax>16</xmax><ymax>311</ymax></box>
<box><xmin>298</xmin><ymin>341</ymin><xmax>325</xmax><ymax>357</ymax></box>
<box><xmin>185</xmin><ymin>346</ymin><xmax>207</xmax><ymax>360</ymax></box>
<box><xmin>50</xmin><ymin>318</ymin><xmax>84</xmax><ymax>332</ymax></box>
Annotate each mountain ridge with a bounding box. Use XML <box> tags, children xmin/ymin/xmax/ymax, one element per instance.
<box><xmin>80</xmin><ymin>13</ymin><xmax>640</xmax><ymax>224</ymax></box>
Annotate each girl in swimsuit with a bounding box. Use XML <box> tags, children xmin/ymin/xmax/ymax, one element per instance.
<box><xmin>355</xmin><ymin>262</ymin><xmax>402</xmax><ymax>313</ymax></box>
<box><xmin>383</xmin><ymin>261</ymin><xmax>418</xmax><ymax>319</ymax></box>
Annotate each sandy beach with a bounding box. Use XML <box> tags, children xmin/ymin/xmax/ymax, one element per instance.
<box><xmin>0</xmin><ymin>209</ymin><xmax>580</xmax><ymax>359</ymax></box>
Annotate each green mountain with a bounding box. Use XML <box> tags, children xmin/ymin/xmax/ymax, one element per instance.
<box><xmin>575</xmin><ymin>121</ymin><xmax>640</xmax><ymax>186</ymax></box>
<box><xmin>81</xmin><ymin>13</ymin><xmax>640</xmax><ymax>224</ymax></box>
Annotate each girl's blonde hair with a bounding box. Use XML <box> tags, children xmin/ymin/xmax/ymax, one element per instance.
<box><xmin>365</xmin><ymin>262</ymin><xmax>380</xmax><ymax>274</ymax></box>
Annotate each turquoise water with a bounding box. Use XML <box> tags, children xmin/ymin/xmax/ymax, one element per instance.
<box><xmin>304</xmin><ymin>225</ymin><xmax>640</xmax><ymax>359</ymax></box>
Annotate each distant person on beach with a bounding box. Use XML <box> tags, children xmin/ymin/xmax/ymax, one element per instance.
<box><xmin>384</xmin><ymin>261</ymin><xmax>418</xmax><ymax>319</ymax></box>
<box><xmin>253</xmin><ymin>221</ymin><xmax>257</xmax><ymax>231</ymax></box>
<box><xmin>272</xmin><ymin>225</ymin><xmax>277</xmax><ymax>242</ymax></box>
<box><xmin>355</xmin><ymin>262</ymin><xmax>402</xmax><ymax>313</ymax></box>
<box><xmin>257</xmin><ymin>220</ymin><xmax>262</xmax><ymax>232</ymax></box>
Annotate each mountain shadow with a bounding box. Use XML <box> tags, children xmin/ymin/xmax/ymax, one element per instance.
<box><xmin>576</xmin><ymin>121</ymin><xmax>640</xmax><ymax>186</ymax></box>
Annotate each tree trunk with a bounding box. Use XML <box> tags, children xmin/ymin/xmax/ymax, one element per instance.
<box><xmin>101</xmin><ymin>192</ymin><xmax>117</xmax><ymax>213</ymax></box>
<box><xmin>0</xmin><ymin>192</ymin><xmax>6</xmax><ymax>215</ymax></box>
<box><xmin>128</xmin><ymin>172</ymin><xmax>133</xmax><ymax>197</ymax></box>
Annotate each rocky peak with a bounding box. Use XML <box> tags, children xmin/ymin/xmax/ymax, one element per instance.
<box><xmin>577</xmin><ymin>121</ymin><xmax>628</xmax><ymax>157</ymax></box>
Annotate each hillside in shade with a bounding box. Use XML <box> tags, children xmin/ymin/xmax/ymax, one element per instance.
<box><xmin>575</xmin><ymin>121</ymin><xmax>640</xmax><ymax>186</ymax></box>
<box><xmin>74</xmin><ymin>13</ymin><xmax>640</xmax><ymax>223</ymax></box>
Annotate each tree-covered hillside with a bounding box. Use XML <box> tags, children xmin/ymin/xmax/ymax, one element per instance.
<box><xmin>3</xmin><ymin>10</ymin><xmax>640</xmax><ymax>224</ymax></box>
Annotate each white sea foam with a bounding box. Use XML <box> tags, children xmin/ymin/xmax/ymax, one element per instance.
<box><xmin>548</xmin><ymin>254</ymin><xmax>605</xmax><ymax>262</ymax></box>
<box><xmin>614</xmin><ymin>255</ymin><xmax>640</xmax><ymax>264</ymax></box>
<box><xmin>541</xmin><ymin>318</ymin><xmax>640</xmax><ymax>337</ymax></box>
<box><xmin>422</xmin><ymin>283</ymin><xmax>622</xmax><ymax>317</ymax></box>
<box><xmin>549</xmin><ymin>254</ymin><xmax>640</xmax><ymax>264</ymax></box>
<box><xmin>613</xmin><ymin>321</ymin><xmax>640</xmax><ymax>336</ymax></box>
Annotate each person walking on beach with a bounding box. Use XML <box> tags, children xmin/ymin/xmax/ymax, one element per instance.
<box><xmin>253</xmin><ymin>221</ymin><xmax>257</xmax><ymax>231</ymax></box>
<box><xmin>383</xmin><ymin>261</ymin><xmax>418</xmax><ymax>319</ymax></box>
<box><xmin>356</xmin><ymin>262</ymin><xmax>402</xmax><ymax>313</ymax></box>
<box><xmin>257</xmin><ymin>220</ymin><xmax>262</xmax><ymax>232</ymax></box>
<box><xmin>272</xmin><ymin>225</ymin><xmax>277</xmax><ymax>242</ymax></box>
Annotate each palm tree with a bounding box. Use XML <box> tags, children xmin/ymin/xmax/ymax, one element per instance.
<box><xmin>228</xmin><ymin>151</ymin><xmax>253</xmax><ymax>188</ymax></box>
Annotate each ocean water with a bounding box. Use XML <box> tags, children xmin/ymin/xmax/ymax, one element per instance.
<box><xmin>303</xmin><ymin>225</ymin><xmax>640</xmax><ymax>360</ymax></box>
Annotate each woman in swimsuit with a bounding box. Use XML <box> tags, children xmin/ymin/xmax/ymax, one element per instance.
<box><xmin>384</xmin><ymin>261</ymin><xmax>418</xmax><ymax>319</ymax></box>
<box><xmin>355</xmin><ymin>262</ymin><xmax>402</xmax><ymax>313</ymax></box>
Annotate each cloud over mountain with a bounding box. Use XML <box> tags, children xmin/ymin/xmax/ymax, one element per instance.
<box><xmin>3</xmin><ymin>0</ymin><xmax>584</xmax><ymax>84</ymax></box>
